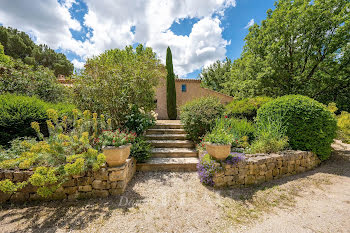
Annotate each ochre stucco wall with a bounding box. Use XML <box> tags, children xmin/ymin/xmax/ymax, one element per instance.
<box><xmin>155</xmin><ymin>78</ymin><xmax>233</xmax><ymax>120</ymax></box>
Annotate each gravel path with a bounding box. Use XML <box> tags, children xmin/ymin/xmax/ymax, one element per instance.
<box><xmin>0</xmin><ymin>147</ymin><xmax>350</xmax><ymax>233</ymax></box>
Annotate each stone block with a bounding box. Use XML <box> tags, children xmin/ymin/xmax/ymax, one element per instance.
<box><xmin>110</xmin><ymin>181</ymin><xmax>125</xmax><ymax>189</ymax></box>
<box><xmin>277</xmin><ymin>161</ymin><xmax>282</xmax><ymax>168</ymax></box>
<box><xmin>245</xmin><ymin>175</ymin><xmax>255</xmax><ymax>185</ymax></box>
<box><xmin>238</xmin><ymin>168</ymin><xmax>248</xmax><ymax>175</ymax></box>
<box><xmin>272</xmin><ymin>168</ymin><xmax>280</xmax><ymax>177</ymax></box>
<box><xmin>77</xmin><ymin>177</ymin><xmax>93</xmax><ymax>186</ymax></box>
<box><xmin>224</xmin><ymin>176</ymin><xmax>233</xmax><ymax>184</ymax></box>
<box><xmin>64</xmin><ymin>186</ymin><xmax>78</xmax><ymax>194</ymax></box>
<box><xmin>224</xmin><ymin>168</ymin><xmax>238</xmax><ymax>176</ymax></box>
<box><xmin>287</xmin><ymin>165</ymin><xmax>295</xmax><ymax>173</ymax></box>
<box><xmin>0</xmin><ymin>191</ymin><xmax>11</xmax><ymax>203</ymax></box>
<box><xmin>67</xmin><ymin>193</ymin><xmax>79</xmax><ymax>201</ymax></box>
<box><xmin>10</xmin><ymin>192</ymin><xmax>29</xmax><ymax>202</ymax></box>
<box><xmin>265</xmin><ymin>170</ymin><xmax>273</xmax><ymax>180</ymax></box>
<box><xmin>213</xmin><ymin>176</ymin><xmax>224</xmax><ymax>186</ymax></box>
<box><xmin>51</xmin><ymin>191</ymin><xmax>66</xmax><ymax>200</ymax></box>
<box><xmin>259</xmin><ymin>164</ymin><xmax>267</xmax><ymax>171</ymax></box>
<box><xmin>78</xmin><ymin>185</ymin><xmax>92</xmax><ymax>192</ymax></box>
<box><xmin>109</xmin><ymin>170</ymin><xmax>126</xmax><ymax>182</ymax></box>
<box><xmin>280</xmin><ymin>167</ymin><xmax>288</xmax><ymax>175</ymax></box>
<box><xmin>78</xmin><ymin>192</ymin><xmax>93</xmax><ymax>199</ymax></box>
<box><xmin>256</xmin><ymin>175</ymin><xmax>266</xmax><ymax>184</ymax></box>
<box><xmin>29</xmin><ymin>193</ymin><xmax>47</xmax><ymax>201</ymax></box>
<box><xmin>4</xmin><ymin>171</ymin><xmax>13</xmax><ymax>179</ymax></box>
<box><xmin>109</xmin><ymin>188</ymin><xmax>123</xmax><ymax>196</ymax></box>
<box><xmin>92</xmin><ymin>190</ymin><xmax>109</xmax><ymax>198</ymax></box>
<box><xmin>267</xmin><ymin>163</ymin><xmax>275</xmax><ymax>170</ymax></box>
<box><xmin>300</xmin><ymin>159</ymin><xmax>306</xmax><ymax>167</ymax></box>
<box><xmin>13</xmin><ymin>171</ymin><xmax>24</xmax><ymax>182</ymax></box>
<box><xmin>20</xmin><ymin>184</ymin><xmax>37</xmax><ymax>193</ymax></box>
<box><xmin>92</xmin><ymin>180</ymin><xmax>108</xmax><ymax>190</ymax></box>
<box><xmin>62</xmin><ymin>179</ymin><xmax>76</xmax><ymax>187</ymax></box>
<box><xmin>94</xmin><ymin>168</ymin><xmax>109</xmax><ymax>180</ymax></box>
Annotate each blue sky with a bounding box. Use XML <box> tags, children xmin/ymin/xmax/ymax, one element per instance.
<box><xmin>0</xmin><ymin>0</ymin><xmax>276</xmax><ymax>78</ymax></box>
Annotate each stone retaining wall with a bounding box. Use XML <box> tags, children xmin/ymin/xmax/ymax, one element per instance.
<box><xmin>212</xmin><ymin>151</ymin><xmax>321</xmax><ymax>187</ymax></box>
<box><xmin>0</xmin><ymin>158</ymin><xmax>136</xmax><ymax>203</ymax></box>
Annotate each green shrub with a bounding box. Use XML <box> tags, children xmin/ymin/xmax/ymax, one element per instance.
<box><xmin>0</xmin><ymin>93</ymin><xmax>76</xmax><ymax>146</ymax></box>
<box><xmin>124</xmin><ymin>105</ymin><xmax>156</xmax><ymax>136</ymax></box>
<box><xmin>225</xmin><ymin>96</ymin><xmax>273</xmax><ymax>120</ymax></box>
<box><xmin>256</xmin><ymin>95</ymin><xmax>337</xmax><ymax>160</ymax></box>
<box><xmin>130</xmin><ymin>137</ymin><xmax>152</xmax><ymax>162</ymax></box>
<box><xmin>250</xmin><ymin>115</ymin><xmax>289</xmax><ymax>153</ymax></box>
<box><xmin>0</xmin><ymin>59</ymin><xmax>69</xmax><ymax>103</ymax></box>
<box><xmin>180</xmin><ymin>97</ymin><xmax>224</xmax><ymax>142</ymax></box>
<box><xmin>205</xmin><ymin>117</ymin><xmax>255</xmax><ymax>148</ymax></box>
<box><xmin>337</xmin><ymin>111</ymin><xmax>350</xmax><ymax>143</ymax></box>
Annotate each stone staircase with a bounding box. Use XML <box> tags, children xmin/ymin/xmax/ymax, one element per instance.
<box><xmin>136</xmin><ymin>121</ymin><xmax>199</xmax><ymax>171</ymax></box>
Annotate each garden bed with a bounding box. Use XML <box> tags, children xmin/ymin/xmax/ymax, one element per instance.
<box><xmin>0</xmin><ymin>158</ymin><xmax>136</xmax><ymax>203</ymax></box>
<box><xmin>202</xmin><ymin>150</ymin><xmax>321</xmax><ymax>187</ymax></box>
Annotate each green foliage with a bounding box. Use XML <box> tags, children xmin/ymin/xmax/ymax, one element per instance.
<box><xmin>225</xmin><ymin>96</ymin><xmax>273</xmax><ymax>120</ymax></box>
<box><xmin>0</xmin><ymin>26</ymin><xmax>73</xmax><ymax>76</ymax></box>
<box><xmin>0</xmin><ymin>42</ymin><xmax>11</xmax><ymax>64</ymax></box>
<box><xmin>337</xmin><ymin>111</ymin><xmax>350</xmax><ymax>144</ymax></box>
<box><xmin>256</xmin><ymin>95</ymin><xmax>337</xmax><ymax>160</ymax></box>
<box><xmin>0</xmin><ymin>58</ymin><xmax>70</xmax><ymax>102</ymax></box>
<box><xmin>180</xmin><ymin>97</ymin><xmax>224</xmax><ymax>142</ymax></box>
<box><xmin>223</xmin><ymin>0</ymin><xmax>350</xmax><ymax>112</ymax></box>
<box><xmin>0</xmin><ymin>109</ymin><xmax>108</xmax><ymax>197</ymax></box>
<box><xmin>130</xmin><ymin>136</ymin><xmax>152</xmax><ymax>163</ymax></box>
<box><xmin>73</xmin><ymin>44</ymin><xmax>165</xmax><ymax>125</ymax></box>
<box><xmin>250</xmin><ymin>115</ymin><xmax>289</xmax><ymax>154</ymax></box>
<box><xmin>166</xmin><ymin>46</ymin><xmax>177</xmax><ymax>120</ymax></box>
<box><xmin>0</xmin><ymin>94</ymin><xmax>76</xmax><ymax>146</ymax></box>
<box><xmin>124</xmin><ymin>105</ymin><xmax>156</xmax><ymax>136</ymax></box>
<box><xmin>0</xmin><ymin>179</ymin><xmax>27</xmax><ymax>194</ymax></box>
<box><xmin>0</xmin><ymin>137</ymin><xmax>36</xmax><ymax>162</ymax></box>
<box><xmin>199</xmin><ymin>57</ymin><xmax>232</xmax><ymax>92</ymax></box>
<box><xmin>204</xmin><ymin>129</ymin><xmax>233</xmax><ymax>145</ymax></box>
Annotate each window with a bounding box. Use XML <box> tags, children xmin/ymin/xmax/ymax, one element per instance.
<box><xmin>181</xmin><ymin>84</ymin><xmax>187</xmax><ymax>92</ymax></box>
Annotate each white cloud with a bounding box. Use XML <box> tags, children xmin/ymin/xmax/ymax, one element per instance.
<box><xmin>71</xmin><ymin>59</ymin><xmax>85</xmax><ymax>69</ymax></box>
<box><xmin>245</xmin><ymin>18</ymin><xmax>255</xmax><ymax>29</ymax></box>
<box><xmin>0</xmin><ymin>0</ymin><xmax>236</xmax><ymax>76</ymax></box>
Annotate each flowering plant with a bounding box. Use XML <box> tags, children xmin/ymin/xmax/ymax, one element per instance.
<box><xmin>98</xmin><ymin>129</ymin><xmax>136</xmax><ymax>148</ymax></box>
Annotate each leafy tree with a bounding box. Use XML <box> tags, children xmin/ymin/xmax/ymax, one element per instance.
<box><xmin>73</xmin><ymin>44</ymin><xmax>165</xmax><ymax>125</ymax></box>
<box><xmin>166</xmin><ymin>46</ymin><xmax>177</xmax><ymax>119</ymax></box>
<box><xmin>0</xmin><ymin>58</ymin><xmax>69</xmax><ymax>103</ymax></box>
<box><xmin>0</xmin><ymin>42</ymin><xmax>10</xmax><ymax>64</ymax></box>
<box><xmin>199</xmin><ymin>57</ymin><xmax>232</xmax><ymax>92</ymax></box>
<box><xmin>223</xmin><ymin>0</ymin><xmax>350</xmax><ymax>111</ymax></box>
<box><xmin>0</xmin><ymin>26</ymin><xmax>73</xmax><ymax>76</ymax></box>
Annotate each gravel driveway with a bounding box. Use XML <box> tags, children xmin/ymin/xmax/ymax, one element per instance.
<box><xmin>0</xmin><ymin>146</ymin><xmax>349</xmax><ymax>233</ymax></box>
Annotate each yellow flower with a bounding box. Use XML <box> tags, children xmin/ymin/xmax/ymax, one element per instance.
<box><xmin>47</xmin><ymin>109</ymin><xmax>58</xmax><ymax>124</ymax></box>
<box><xmin>93</xmin><ymin>112</ymin><xmax>97</xmax><ymax>119</ymax></box>
<box><xmin>47</xmin><ymin>120</ymin><xmax>55</xmax><ymax>131</ymax></box>
<box><xmin>72</xmin><ymin>109</ymin><xmax>79</xmax><ymax>119</ymax></box>
<box><xmin>83</xmin><ymin>110</ymin><xmax>91</xmax><ymax>120</ymax></box>
<box><xmin>31</xmin><ymin>122</ymin><xmax>40</xmax><ymax>133</ymax></box>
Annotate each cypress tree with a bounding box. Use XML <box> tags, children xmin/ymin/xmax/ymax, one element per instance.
<box><xmin>166</xmin><ymin>46</ymin><xmax>177</xmax><ymax>120</ymax></box>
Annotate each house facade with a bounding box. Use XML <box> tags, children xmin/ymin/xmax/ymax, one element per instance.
<box><xmin>155</xmin><ymin>78</ymin><xmax>233</xmax><ymax>119</ymax></box>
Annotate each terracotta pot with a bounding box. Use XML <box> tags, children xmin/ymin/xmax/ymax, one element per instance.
<box><xmin>103</xmin><ymin>143</ymin><xmax>131</xmax><ymax>167</ymax></box>
<box><xmin>206</xmin><ymin>143</ymin><xmax>231</xmax><ymax>160</ymax></box>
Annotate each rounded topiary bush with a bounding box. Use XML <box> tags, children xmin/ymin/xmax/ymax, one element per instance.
<box><xmin>180</xmin><ymin>97</ymin><xmax>224</xmax><ymax>142</ymax></box>
<box><xmin>0</xmin><ymin>93</ymin><xmax>76</xmax><ymax>146</ymax></box>
<box><xmin>256</xmin><ymin>95</ymin><xmax>337</xmax><ymax>160</ymax></box>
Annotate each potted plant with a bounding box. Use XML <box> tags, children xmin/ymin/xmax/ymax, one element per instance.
<box><xmin>98</xmin><ymin>129</ymin><xmax>136</xmax><ymax>166</ymax></box>
<box><xmin>204</xmin><ymin>128</ymin><xmax>233</xmax><ymax>160</ymax></box>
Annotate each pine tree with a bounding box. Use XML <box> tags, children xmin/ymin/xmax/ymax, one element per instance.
<box><xmin>166</xmin><ymin>46</ymin><xmax>177</xmax><ymax>119</ymax></box>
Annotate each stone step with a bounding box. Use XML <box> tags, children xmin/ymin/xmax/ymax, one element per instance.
<box><xmin>151</xmin><ymin>148</ymin><xmax>198</xmax><ymax>158</ymax></box>
<box><xmin>145</xmin><ymin>134</ymin><xmax>187</xmax><ymax>140</ymax></box>
<box><xmin>146</xmin><ymin>128</ymin><xmax>186</xmax><ymax>135</ymax></box>
<box><xmin>136</xmin><ymin>157</ymin><xmax>199</xmax><ymax>172</ymax></box>
<box><xmin>152</xmin><ymin>123</ymin><xmax>183</xmax><ymax>129</ymax></box>
<box><xmin>148</xmin><ymin>140</ymin><xmax>195</xmax><ymax>148</ymax></box>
